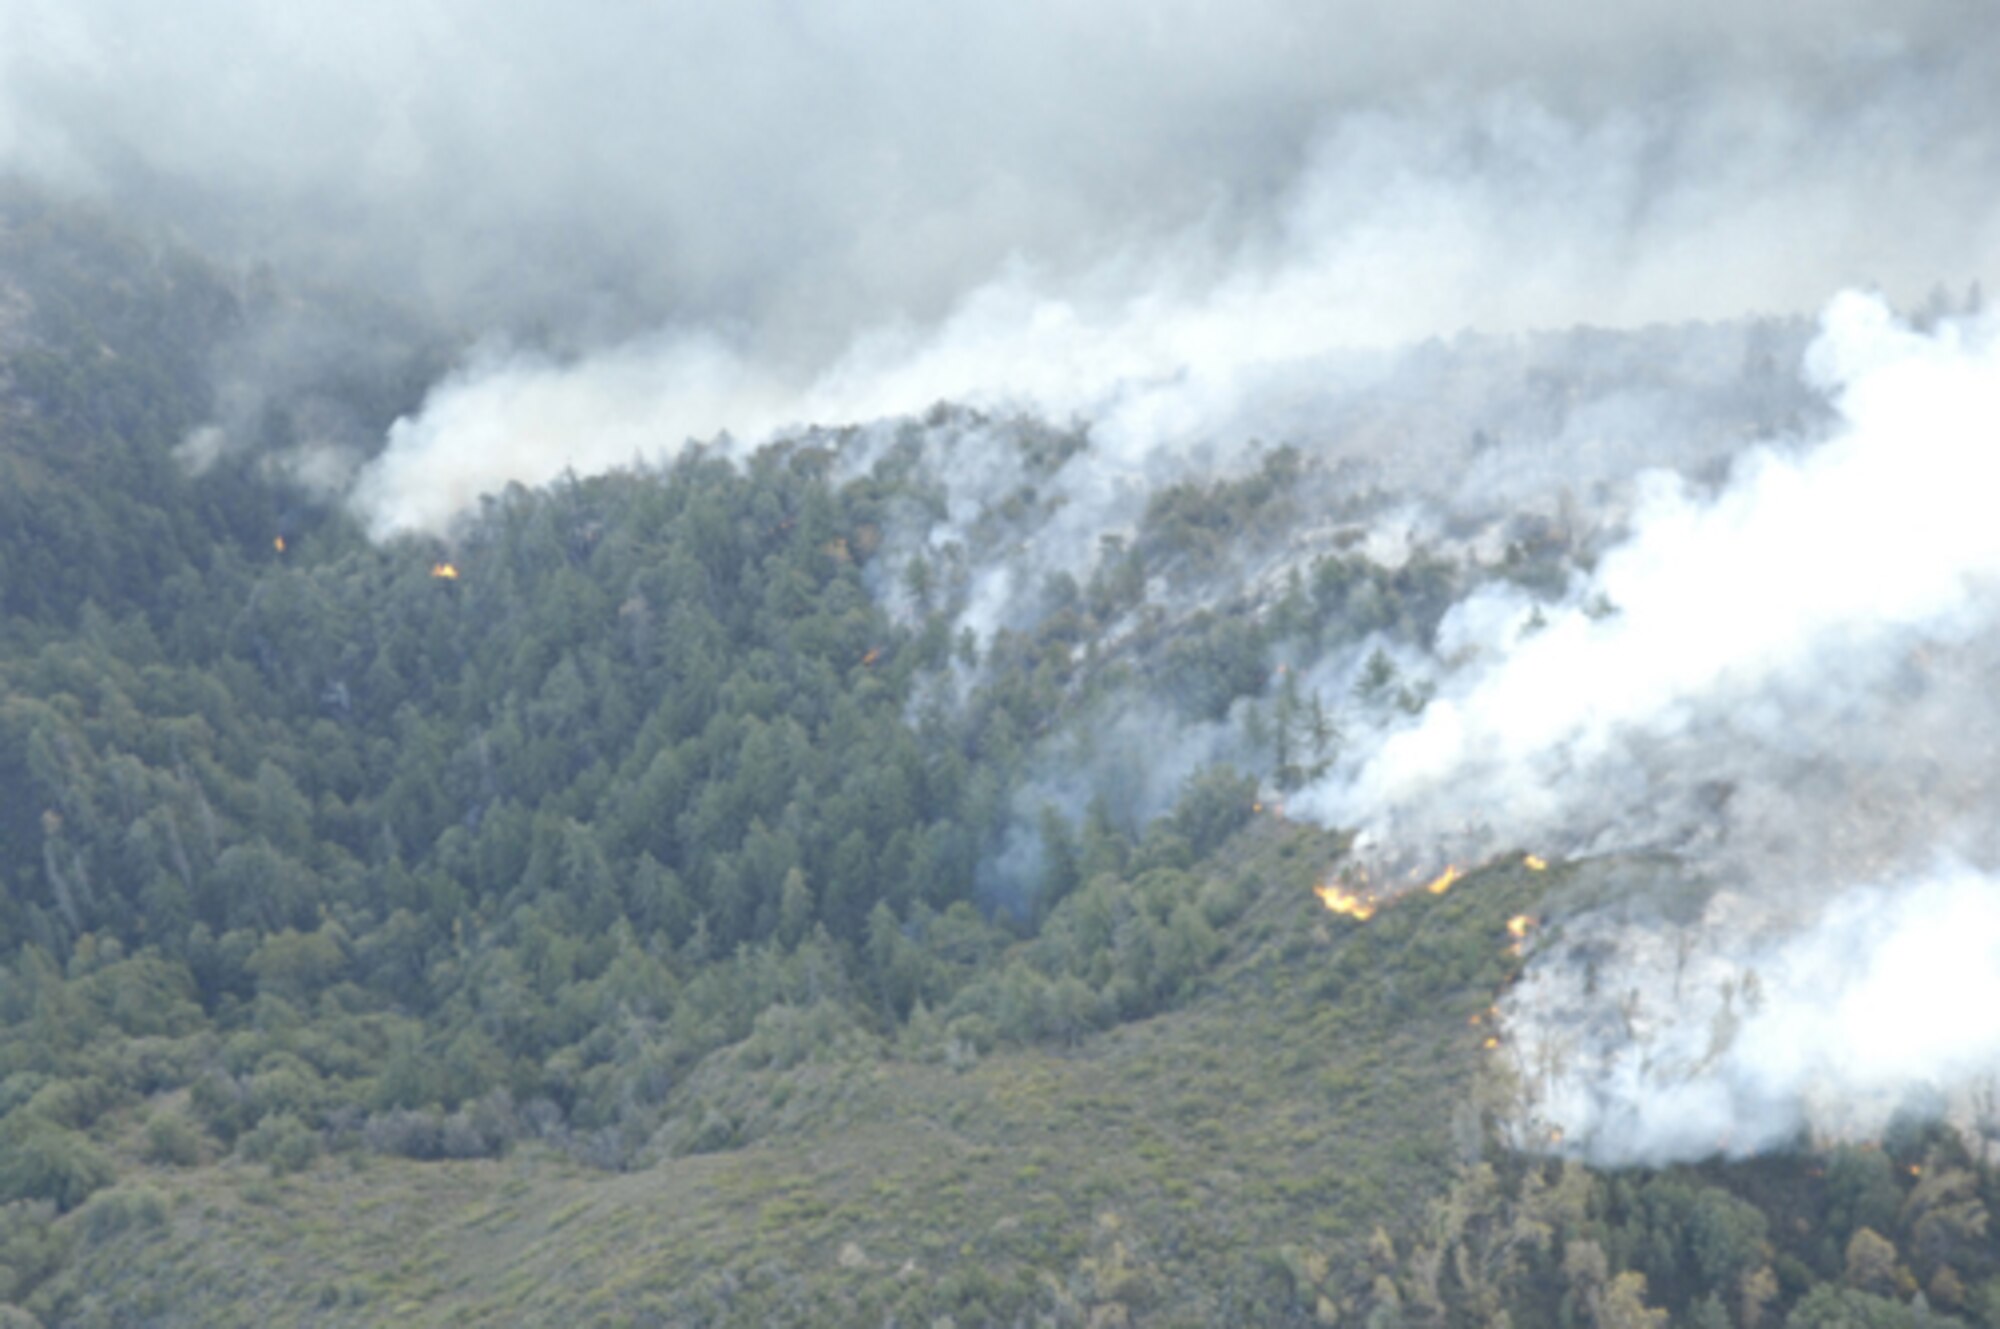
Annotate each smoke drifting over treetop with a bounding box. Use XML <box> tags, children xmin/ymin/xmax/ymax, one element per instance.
<box><xmin>1305</xmin><ymin>293</ymin><xmax>2000</xmax><ymax>855</ymax></box>
<box><xmin>13</xmin><ymin>0</ymin><xmax>2000</xmax><ymax>1170</ymax></box>
<box><xmin>1383</xmin><ymin>295</ymin><xmax>2000</xmax><ymax>1165</ymax></box>
<box><xmin>8</xmin><ymin>1</ymin><xmax>2000</xmax><ymax>535</ymax></box>
<box><xmin>8</xmin><ymin>0</ymin><xmax>1987</xmax><ymax>338</ymax></box>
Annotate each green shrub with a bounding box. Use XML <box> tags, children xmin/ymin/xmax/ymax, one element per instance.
<box><xmin>19</xmin><ymin>1078</ymin><xmax>116</xmax><ymax>1131</ymax></box>
<box><xmin>1199</xmin><ymin>874</ymin><xmax>1251</xmax><ymax>928</ymax></box>
<box><xmin>238</xmin><ymin>1111</ymin><xmax>320</xmax><ymax>1176</ymax></box>
<box><xmin>0</xmin><ymin>1113</ymin><xmax>114</xmax><ymax>1212</ymax></box>
<box><xmin>0</xmin><ymin>1200</ymin><xmax>68</xmax><ymax>1305</ymax></box>
<box><xmin>246</xmin><ymin>1055</ymin><xmax>327</xmax><ymax>1121</ymax></box>
<box><xmin>143</xmin><ymin>1110</ymin><xmax>202</xmax><ymax>1167</ymax></box>
<box><xmin>0</xmin><ymin>1076</ymin><xmax>52</xmax><ymax>1120</ymax></box>
<box><xmin>74</xmin><ymin>1184</ymin><xmax>169</xmax><ymax>1247</ymax></box>
<box><xmin>188</xmin><ymin>1072</ymin><xmax>252</xmax><ymax>1144</ymax></box>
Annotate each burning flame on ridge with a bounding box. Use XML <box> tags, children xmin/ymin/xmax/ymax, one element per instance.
<box><xmin>1313</xmin><ymin>882</ymin><xmax>1378</xmax><ymax>921</ymax></box>
<box><xmin>1506</xmin><ymin>913</ymin><xmax>1536</xmax><ymax>957</ymax></box>
<box><xmin>1313</xmin><ymin>852</ymin><xmax>1552</xmax><ymax>924</ymax></box>
<box><xmin>431</xmin><ymin>562</ymin><xmax>461</xmax><ymax>580</ymax></box>
<box><xmin>273</xmin><ymin>536</ymin><xmax>286</xmax><ymax>553</ymax></box>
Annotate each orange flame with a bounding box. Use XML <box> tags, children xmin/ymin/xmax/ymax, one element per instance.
<box><xmin>1523</xmin><ymin>854</ymin><xmax>1547</xmax><ymax>871</ymax></box>
<box><xmin>1313</xmin><ymin>883</ymin><xmax>1377</xmax><ymax>921</ymax></box>
<box><xmin>861</xmin><ymin>647</ymin><xmax>881</xmax><ymax>667</ymax></box>
<box><xmin>1507</xmin><ymin>915</ymin><xmax>1534</xmax><ymax>939</ymax></box>
<box><xmin>273</xmin><ymin>535</ymin><xmax>286</xmax><ymax>553</ymax></box>
<box><xmin>1483</xmin><ymin>1036</ymin><xmax>1499</xmax><ymax>1050</ymax></box>
<box><xmin>1426</xmin><ymin>865</ymin><xmax>1463</xmax><ymax>895</ymax></box>
<box><xmin>431</xmin><ymin>562</ymin><xmax>460</xmax><ymax>580</ymax></box>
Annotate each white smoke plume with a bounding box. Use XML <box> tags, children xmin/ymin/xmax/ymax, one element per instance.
<box><xmin>1301</xmin><ymin>291</ymin><xmax>2000</xmax><ymax>854</ymax></box>
<box><xmin>1286</xmin><ymin>295</ymin><xmax>2000</xmax><ymax>1164</ymax></box>
<box><xmin>9</xmin><ymin>1</ymin><xmax>1990</xmax><ymax>536</ymax></box>
<box><xmin>1505</xmin><ymin>864</ymin><xmax>2000</xmax><ymax>1166</ymax></box>
<box><xmin>13</xmin><ymin>0</ymin><xmax>1996</xmax><ymax>347</ymax></box>
<box><xmin>349</xmin><ymin>80</ymin><xmax>2000</xmax><ymax>538</ymax></box>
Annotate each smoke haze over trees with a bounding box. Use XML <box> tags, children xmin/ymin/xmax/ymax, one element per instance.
<box><xmin>9</xmin><ymin>0</ymin><xmax>2000</xmax><ymax>535</ymax></box>
<box><xmin>6</xmin><ymin>2</ymin><xmax>2000</xmax><ymax>1324</ymax></box>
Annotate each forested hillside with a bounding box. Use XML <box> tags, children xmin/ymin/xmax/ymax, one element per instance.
<box><xmin>3</xmin><ymin>190</ymin><xmax>1999</xmax><ymax>1328</ymax></box>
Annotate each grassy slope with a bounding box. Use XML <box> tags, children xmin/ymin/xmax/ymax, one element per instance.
<box><xmin>43</xmin><ymin>826</ymin><xmax>1554</xmax><ymax>1327</ymax></box>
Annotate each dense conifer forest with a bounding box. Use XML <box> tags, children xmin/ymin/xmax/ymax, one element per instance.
<box><xmin>2</xmin><ymin>188</ymin><xmax>1999</xmax><ymax>1328</ymax></box>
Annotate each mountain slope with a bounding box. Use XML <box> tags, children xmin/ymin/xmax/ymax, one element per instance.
<box><xmin>33</xmin><ymin>832</ymin><xmax>1548</xmax><ymax>1327</ymax></box>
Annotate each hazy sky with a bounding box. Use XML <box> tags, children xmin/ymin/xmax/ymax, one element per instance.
<box><xmin>5</xmin><ymin>0</ymin><xmax>1997</xmax><ymax>359</ymax></box>
<box><xmin>8</xmin><ymin>0</ymin><xmax>2000</xmax><ymax>536</ymax></box>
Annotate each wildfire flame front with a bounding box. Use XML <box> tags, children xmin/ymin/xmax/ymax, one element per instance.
<box><xmin>1506</xmin><ymin>914</ymin><xmax>1536</xmax><ymax>956</ymax></box>
<box><xmin>1313</xmin><ymin>883</ymin><xmax>1377</xmax><ymax>921</ymax></box>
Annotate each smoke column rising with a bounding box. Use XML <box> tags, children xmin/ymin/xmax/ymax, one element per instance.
<box><xmin>1305</xmin><ymin>292</ymin><xmax>2000</xmax><ymax>846</ymax></box>
<box><xmin>7</xmin><ymin>1</ymin><xmax>1993</xmax><ymax>534</ymax></box>
<box><xmin>1506</xmin><ymin>865</ymin><xmax>2000</xmax><ymax>1165</ymax></box>
<box><xmin>348</xmin><ymin>85</ymin><xmax>2000</xmax><ymax>537</ymax></box>
<box><xmin>1288</xmin><ymin>294</ymin><xmax>2000</xmax><ymax>1164</ymax></box>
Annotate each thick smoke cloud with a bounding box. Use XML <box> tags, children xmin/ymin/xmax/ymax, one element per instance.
<box><xmin>1312</xmin><ymin>295</ymin><xmax>2000</xmax><ymax>1164</ymax></box>
<box><xmin>352</xmin><ymin>72</ymin><xmax>2000</xmax><ymax>537</ymax></box>
<box><xmin>1303</xmin><ymin>293</ymin><xmax>2000</xmax><ymax>854</ymax></box>
<box><xmin>1505</xmin><ymin>864</ymin><xmax>2000</xmax><ymax>1165</ymax></box>
<box><xmin>7</xmin><ymin>2</ymin><xmax>2000</xmax><ymax>534</ymax></box>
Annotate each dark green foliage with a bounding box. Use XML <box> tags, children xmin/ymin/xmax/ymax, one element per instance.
<box><xmin>141</xmin><ymin>1111</ymin><xmax>201</xmax><ymax>1167</ymax></box>
<box><xmin>237</xmin><ymin>1112</ymin><xmax>320</xmax><ymax>1175</ymax></box>
<box><xmin>1785</xmin><ymin>1284</ymin><xmax>1930</xmax><ymax>1328</ymax></box>
<box><xmin>1171</xmin><ymin>764</ymin><xmax>1258</xmax><ymax>860</ymax></box>
<box><xmin>1373</xmin><ymin>1123</ymin><xmax>2000</xmax><ymax>1329</ymax></box>
<box><xmin>1159</xmin><ymin>609</ymin><xmax>1269</xmax><ymax>720</ymax></box>
<box><xmin>1137</xmin><ymin>447</ymin><xmax>1303</xmax><ymax>583</ymax></box>
<box><xmin>71</xmin><ymin>1185</ymin><xmax>167</xmax><ymax>1248</ymax></box>
<box><xmin>0</xmin><ymin>1115</ymin><xmax>113</xmax><ymax>1212</ymax></box>
<box><xmin>0</xmin><ymin>235</ymin><xmax>1075</xmax><ymax>1179</ymax></box>
<box><xmin>0</xmin><ymin>1200</ymin><xmax>69</xmax><ymax>1306</ymax></box>
<box><xmin>1826</xmin><ymin>1145</ymin><xmax>1903</xmax><ymax>1248</ymax></box>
